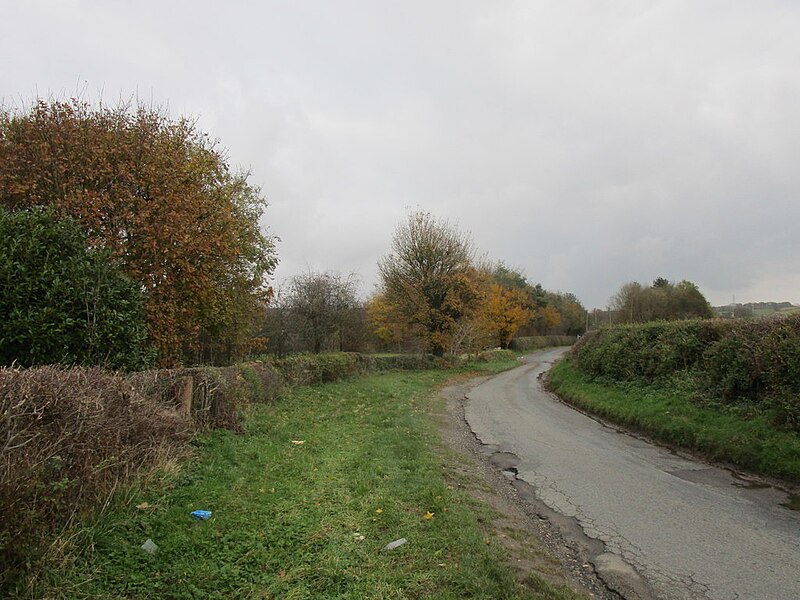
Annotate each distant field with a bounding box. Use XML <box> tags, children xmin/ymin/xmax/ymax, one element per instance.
<box><xmin>713</xmin><ymin>301</ymin><xmax>800</xmax><ymax>318</ymax></box>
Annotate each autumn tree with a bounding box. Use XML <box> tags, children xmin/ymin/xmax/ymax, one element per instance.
<box><xmin>477</xmin><ymin>283</ymin><xmax>533</xmax><ymax>348</ymax></box>
<box><xmin>0</xmin><ymin>99</ymin><xmax>277</xmax><ymax>365</ymax></box>
<box><xmin>366</xmin><ymin>292</ymin><xmax>421</xmax><ymax>352</ymax></box>
<box><xmin>486</xmin><ymin>264</ymin><xmax>587</xmax><ymax>336</ymax></box>
<box><xmin>551</xmin><ymin>292</ymin><xmax>587</xmax><ymax>335</ymax></box>
<box><xmin>378</xmin><ymin>212</ymin><xmax>480</xmax><ymax>356</ymax></box>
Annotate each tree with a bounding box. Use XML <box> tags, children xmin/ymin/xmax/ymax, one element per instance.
<box><xmin>477</xmin><ymin>283</ymin><xmax>533</xmax><ymax>348</ymax></box>
<box><xmin>378</xmin><ymin>212</ymin><xmax>480</xmax><ymax>356</ymax></box>
<box><xmin>0</xmin><ymin>207</ymin><xmax>153</xmax><ymax>370</ymax></box>
<box><xmin>611</xmin><ymin>278</ymin><xmax>714</xmax><ymax>323</ymax></box>
<box><xmin>541</xmin><ymin>305</ymin><xmax>562</xmax><ymax>331</ymax></box>
<box><xmin>671</xmin><ymin>280</ymin><xmax>714</xmax><ymax>320</ymax></box>
<box><xmin>552</xmin><ymin>292</ymin><xmax>588</xmax><ymax>335</ymax></box>
<box><xmin>366</xmin><ymin>292</ymin><xmax>420</xmax><ymax>352</ymax></box>
<box><xmin>270</xmin><ymin>271</ymin><xmax>361</xmax><ymax>354</ymax></box>
<box><xmin>0</xmin><ymin>99</ymin><xmax>277</xmax><ymax>365</ymax></box>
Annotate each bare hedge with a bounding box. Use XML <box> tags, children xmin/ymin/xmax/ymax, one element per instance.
<box><xmin>0</xmin><ymin>366</ymin><xmax>191</xmax><ymax>572</ymax></box>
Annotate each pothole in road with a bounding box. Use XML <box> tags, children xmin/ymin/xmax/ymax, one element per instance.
<box><xmin>488</xmin><ymin>451</ymin><xmax>520</xmax><ymax>472</ymax></box>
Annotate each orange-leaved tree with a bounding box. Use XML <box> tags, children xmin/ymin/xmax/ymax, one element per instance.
<box><xmin>478</xmin><ymin>283</ymin><xmax>534</xmax><ymax>349</ymax></box>
<box><xmin>0</xmin><ymin>99</ymin><xmax>277</xmax><ymax>365</ymax></box>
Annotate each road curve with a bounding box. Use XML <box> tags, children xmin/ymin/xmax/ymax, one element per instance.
<box><xmin>465</xmin><ymin>347</ymin><xmax>800</xmax><ymax>600</ymax></box>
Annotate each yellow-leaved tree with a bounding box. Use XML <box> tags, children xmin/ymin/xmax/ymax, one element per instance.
<box><xmin>478</xmin><ymin>283</ymin><xmax>534</xmax><ymax>349</ymax></box>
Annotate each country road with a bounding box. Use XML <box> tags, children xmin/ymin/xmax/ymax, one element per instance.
<box><xmin>464</xmin><ymin>347</ymin><xmax>800</xmax><ymax>600</ymax></box>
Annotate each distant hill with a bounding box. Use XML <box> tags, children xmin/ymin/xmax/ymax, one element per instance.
<box><xmin>713</xmin><ymin>301</ymin><xmax>800</xmax><ymax>318</ymax></box>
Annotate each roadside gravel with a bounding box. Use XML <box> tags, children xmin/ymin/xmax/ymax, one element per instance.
<box><xmin>436</xmin><ymin>373</ymin><xmax>622</xmax><ymax>600</ymax></box>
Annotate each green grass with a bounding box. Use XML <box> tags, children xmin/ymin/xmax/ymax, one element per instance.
<box><xmin>549</xmin><ymin>359</ymin><xmax>800</xmax><ymax>483</ymax></box>
<box><xmin>28</xmin><ymin>359</ymin><xmax>580</xmax><ymax>599</ymax></box>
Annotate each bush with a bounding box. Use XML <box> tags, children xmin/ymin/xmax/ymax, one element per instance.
<box><xmin>272</xmin><ymin>353</ymin><xmax>365</xmax><ymax>385</ymax></box>
<box><xmin>361</xmin><ymin>354</ymin><xmax>441</xmax><ymax>372</ymax></box>
<box><xmin>0</xmin><ymin>207</ymin><xmax>154</xmax><ymax>371</ymax></box>
<box><xmin>475</xmin><ymin>349</ymin><xmax>517</xmax><ymax>362</ymax></box>
<box><xmin>0</xmin><ymin>366</ymin><xmax>190</xmax><ymax>577</ymax></box>
<box><xmin>571</xmin><ymin>320</ymin><xmax>729</xmax><ymax>381</ymax></box>
<box><xmin>701</xmin><ymin>316</ymin><xmax>800</xmax><ymax>428</ymax></box>
<box><xmin>510</xmin><ymin>335</ymin><xmax>576</xmax><ymax>352</ymax></box>
<box><xmin>569</xmin><ymin>315</ymin><xmax>800</xmax><ymax>431</ymax></box>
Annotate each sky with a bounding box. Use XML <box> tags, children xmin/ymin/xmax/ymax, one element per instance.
<box><xmin>2</xmin><ymin>0</ymin><xmax>799</xmax><ymax>309</ymax></box>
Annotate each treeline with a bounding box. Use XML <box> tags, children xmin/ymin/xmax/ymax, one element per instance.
<box><xmin>712</xmin><ymin>301</ymin><xmax>799</xmax><ymax>319</ymax></box>
<box><xmin>610</xmin><ymin>277</ymin><xmax>714</xmax><ymax>323</ymax></box>
<box><xmin>263</xmin><ymin>213</ymin><xmax>587</xmax><ymax>357</ymax></box>
<box><xmin>570</xmin><ymin>315</ymin><xmax>800</xmax><ymax>431</ymax></box>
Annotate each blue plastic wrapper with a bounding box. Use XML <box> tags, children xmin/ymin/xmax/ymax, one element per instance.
<box><xmin>191</xmin><ymin>509</ymin><xmax>212</xmax><ymax>520</ymax></box>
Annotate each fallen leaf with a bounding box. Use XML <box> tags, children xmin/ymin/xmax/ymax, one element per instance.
<box><xmin>424</xmin><ymin>511</ymin><xmax>434</xmax><ymax>521</ymax></box>
<box><xmin>375</xmin><ymin>508</ymin><xmax>384</xmax><ymax>514</ymax></box>
<box><xmin>136</xmin><ymin>502</ymin><xmax>150</xmax><ymax>510</ymax></box>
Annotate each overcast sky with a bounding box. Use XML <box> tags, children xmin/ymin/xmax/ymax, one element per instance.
<box><xmin>2</xmin><ymin>1</ymin><xmax>799</xmax><ymax>308</ymax></box>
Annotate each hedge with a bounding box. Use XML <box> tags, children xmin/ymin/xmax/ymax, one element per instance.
<box><xmin>570</xmin><ymin>315</ymin><xmax>800</xmax><ymax>431</ymax></box>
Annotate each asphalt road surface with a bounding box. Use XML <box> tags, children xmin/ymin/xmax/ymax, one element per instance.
<box><xmin>465</xmin><ymin>347</ymin><xmax>800</xmax><ymax>600</ymax></box>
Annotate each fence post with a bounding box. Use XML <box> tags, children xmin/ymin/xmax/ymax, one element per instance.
<box><xmin>179</xmin><ymin>375</ymin><xmax>193</xmax><ymax>417</ymax></box>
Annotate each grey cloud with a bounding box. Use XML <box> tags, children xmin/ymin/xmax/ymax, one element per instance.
<box><xmin>2</xmin><ymin>1</ymin><xmax>799</xmax><ymax>307</ymax></box>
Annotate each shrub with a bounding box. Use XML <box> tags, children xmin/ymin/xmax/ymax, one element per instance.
<box><xmin>475</xmin><ymin>349</ymin><xmax>517</xmax><ymax>362</ymax></box>
<box><xmin>0</xmin><ymin>366</ymin><xmax>190</xmax><ymax>576</ymax></box>
<box><xmin>569</xmin><ymin>315</ymin><xmax>800</xmax><ymax>431</ymax></box>
<box><xmin>0</xmin><ymin>207</ymin><xmax>154</xmax><ymax>371</ymax></box>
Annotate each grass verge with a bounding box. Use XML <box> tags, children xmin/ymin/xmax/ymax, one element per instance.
<box><xmin>27</xmin><ymin>358</ymin><xmax>580</xmax><ymax>599</ymax></box>
<box><xmin>548</xmin><ymin>359</ymin><xmax>800</xmax><ymax>483</ymax></box>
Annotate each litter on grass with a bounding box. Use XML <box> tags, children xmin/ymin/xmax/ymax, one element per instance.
<box><xmin>383</xmin><ymin>538</ymin><xmax>407</xmax><ymax>550</ymax></box>
<box><xmin>191</xmin><ymin>510</ymin><xmax>212</xmax><ymax>520</ymax></box>
<box><xmin>141</xmin><ymin>539</ymin><xmax>158</xmax><ymax>554</ymax></box>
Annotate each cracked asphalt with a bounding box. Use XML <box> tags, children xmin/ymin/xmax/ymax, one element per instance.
<box><xmin>464</xmin><ymin>347</ymin><xmax>800</xmax><ymax>600</ymax></box>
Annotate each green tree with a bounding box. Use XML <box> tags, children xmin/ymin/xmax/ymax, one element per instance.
<box><xmin>378</xmin><ymin>212</ymin><xmax>480</xmax><ymax>356</ymax></box>
<box><xmin>0</xmin><ymin>207</ymin><xmax>153</xmax><ymax>370</ymax></box>
<box><xmin>611</xmin><ymin>278</ymin><xmax>713</xmax><ymax>323</ymax></box>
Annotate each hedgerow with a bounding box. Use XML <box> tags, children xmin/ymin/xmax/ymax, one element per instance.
<box><xmin>510</xmin><ymin>335</ymin><xmax>576</xmax><ymax>352</ymax></box>
<box><xmin>569</xmin><ymin>315</ymin><xmax>800</xmax><ymax>431</ymax></box>
<box><xmin>0</xmin><ymin>366</ymin><xmax>190</xmax><ymax>580</ymax></box>
<box><xmin>1</xmin><ymin>349</ymin><xmax>470</xmax><ymax>586</ymax></box>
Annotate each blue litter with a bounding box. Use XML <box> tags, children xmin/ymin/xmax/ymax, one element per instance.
<box><xmin>191</xmin><ymin>510</ymin><xmax>212</xmax><ymax>520</ymax></box>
